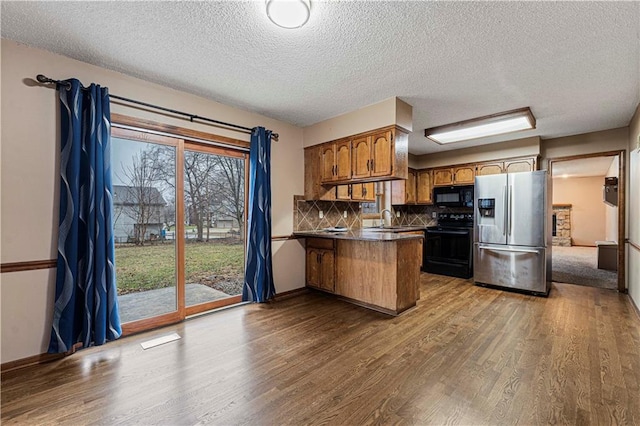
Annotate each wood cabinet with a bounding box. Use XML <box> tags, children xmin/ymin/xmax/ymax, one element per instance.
<box><xmin>433</xmin><ymin>165</ymin><xmax>475</xmax><ymax>186</ymax></box>
<box><xmin>475</xmin><ymin>156</ymin><xmax>537</xmax><ymax>176</ymax></box>
<box><xmin>391</xmin><ymin>168</ymin><xmax>434</xmax><ymax>205</ymax></box>
<box><xmin>304</xmin><ymin>145</ymin><xmax>337</xmax><ymax>201</ymax></box>
<box><xmin>306</xmin><ymin>238</ymin><xmax>335</xmax><ymax>293</ymax></box>
<box><xmin>304</xmin><ymin>126</ymin><xmax>408</xmax><ymax>200</ymax></box>
<box><xmin>351</xmin><ymin>182</ymin><xmax>376</xmax><ymax>201</ymax></box>
<box><xmin>351</xmin><ymin>130</ymin><xmax>395</xmax><ymax>180</ymax></box>
<box><xmin>351</xmin><ymin>136</ymin><xmax>371</xmax><ymax>179</ymax></box>
<box><xmin>336</xmin><ymin>183</ymin><xmax>376</xmax><ymax>201</ymax></box>
<box><xmin>416</xmin><ymin>169</ymin><xmax>433</xmax><ymax>204</ymax></box>
<box><xmin>321</xmin><ymin>140</ymin><xmax>351</xmax><ymax>183</ymax></box>
<box><xmin>391</xmin><ymin>169</ymin><xmax>416</xmax><ymax>205</ymax></box>
<box><xmin>505</xmin><ymin>157</ymin><xmax>536</xmax><ymax>173</ymax></box>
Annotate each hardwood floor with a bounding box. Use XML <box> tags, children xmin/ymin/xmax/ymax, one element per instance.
<box><xmin>2</xmin><ymin>274</ymin><xmax>639</xmax><ymax>425</ymax></box>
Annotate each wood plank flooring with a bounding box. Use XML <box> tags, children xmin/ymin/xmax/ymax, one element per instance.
<box><xmin>2</xmin><ymin>274</ymin><xmax>640</xmax><ymax>425</ymax></box>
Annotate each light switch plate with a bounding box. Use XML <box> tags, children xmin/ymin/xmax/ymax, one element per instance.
<box><xmin>396</xmin><ymin>211</ymin><xmax>400</xmax><ymax>218</ymax></box>
<box><xmin>343</xmin><ymin>210</ymin><xmax>347</xmax><ymax>218</ymax></box>
<box><xmin>319</xmin><ymin>210</ymin><xmax>323</xmax><ymax>219</ymax></box>
<box><xmin>432</xmin><ymin>211</ymin><xmax>437</xmax><ymax>219</ymax></box>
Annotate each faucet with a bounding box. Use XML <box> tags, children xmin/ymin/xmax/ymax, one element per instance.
<box><xmin>379</xmin><ymin>209</ymin><xmax>392</xmax><ymax>228</ymax></box>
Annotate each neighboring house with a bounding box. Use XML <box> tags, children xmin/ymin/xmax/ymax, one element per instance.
<box><xmin>112</xmin><ymin>185</ymin><xmax>166</xmax><ymax>243</ymax></box>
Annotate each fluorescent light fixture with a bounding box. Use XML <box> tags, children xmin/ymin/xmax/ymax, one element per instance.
<box><xmin>424</xmin><ymin>107</ymin><xmax>536</xmax><ymax>144</ymax></box>
<box><xmin>266</xmin><ymin>0</ymin><xmax>310</xmax><ymax>29</ymax></box>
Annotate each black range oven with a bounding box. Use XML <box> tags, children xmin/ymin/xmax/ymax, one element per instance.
<box><xmin>424</xmin><ymin>213</ymin><xmax>473</xmax><ymax>279</ymax></box>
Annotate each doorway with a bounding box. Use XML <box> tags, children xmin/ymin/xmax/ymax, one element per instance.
<box><xmin>110</xmin><ymin>124</ymin><xmax>248</xmax><ymax>334</ymax></box>
<box><xmin>549</xmin><ymin>151</ymin><xmax>625</xmax><ymax>291</ymax></box>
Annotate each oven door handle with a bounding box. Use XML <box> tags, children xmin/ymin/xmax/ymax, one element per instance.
<box><xmin>477</xmin><ymin>245</ymin><xmax>540</xmax><ymax>254</ymax></box>
<box><xmin>426</xmin><ymin>230</ymin><xmax>470</xmax><ymax>236</ymax></box>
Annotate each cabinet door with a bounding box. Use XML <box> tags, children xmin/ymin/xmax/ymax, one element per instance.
<box><xmin>321</xmin><ymin>145</ymin><xmax>336</xmax><ymax>182</ymax></box>
<box><xmin>304</xmin><ymin>146</ymin><xmax>337</xmax><ymax>201</ymax></box>
<box><xmin>406</xmin><ymin>170</ymin><xmax>417</xmax><ymax>204</ymax></box>
<box><xmin>306</xmin><ymin>249</ymin><xmax>322</xmax><ymax>288</ymax></box>
<box><xmin>504</xmin><ymin>157</ymin><xmax>535</xmax><ymax>173</ymax></box>
<box><xmin>335</xmin><ymin>140</ymin><xmax>352</xmax><ymax>180</ymax></box>
<box><xmin>352</xmin><ymin>182</ymin><xmax>376</xmax><ymax>201</ymax></box>
<box><xmin>351</xmin><ymin>137</ymin><xmax>371</xmax><ymax>179</ymax></box>
<box><xmin>336</xmin><ymin>184</ymin><xmax>351</xmax><ymax>200</ymax></box>
<box><xmin>476</xmin><ymin>162</ymin><xmax>504</xmax><ymax>176</ymax></box>
<box><xmin>370</xmin><ymin>130</ymin><xmax>393</xmax><ymax>177</ymax></box>
<box><xmin>416</xmin><ymin>170</ymin><xmax>433</xmax><ymax>204</ymax></box>
<box><xmin>453</xmin><ymin>165</ymin><xmax>475</xmax><ymax>184</ymax></box>
<box><xmin>433</xmin><ymin>168</ymin><xmax>453</xmax><ymax>186</ymax></box>
<box><xmin>319</xmin><ymin>251</ymin><xmax>335</xmax><ymax>292</ymax></box>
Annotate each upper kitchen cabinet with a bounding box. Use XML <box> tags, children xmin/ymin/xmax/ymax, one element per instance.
<box><xmin>391</xmin><ymin>168</ymin><xmax>433</xmax><ymax>205</ymax></box>
<box><xmin>351</xmin><ymin>136</ymin><xmax>371</xmax><ymax>179</ymax></box>
<box><xmin>370</xmin><ymin>130</ymin><xmax>394</xmax><ymax>177</ymax></box>
<box><xmin>321</xmin><ymin>139</ymin><xmax>351</xmax><ymax>183</ymax></box>
<box><xmin>352</xmin><ymin>129</ymin><xmax>399</xmax><ymax>180</ymax></box>
<box><xmin>336</xmin><ymin>182</ymin><xmax>376</xmax><ymax>201</ymax></box>
<box><xmin>433</xmin><ymin>165</ymin><xmax>475</xmax><ymax>186</ymax></box>
<box><xmin>304</xmin><ymin>144</ymin><xmax>337</xmax><ymax>201</ymax></box>
<box><xmin>416</xmin><ymin>169</ymin><xmax>433</xmax><ymax>204</ymax></box>
<box><xmin>391</xmin><ymin>168</ymin><xmax>417</xmax><ymax>205</ymax></box>
<box><xmin>475</xmin><ymin>156</ymin><xmax>538</xmax><ymax>176</ymax></box>
<box><xmin>305</xmin><ymin>126</ymin><xmax>409</xmax><ymax>199</ymax></box>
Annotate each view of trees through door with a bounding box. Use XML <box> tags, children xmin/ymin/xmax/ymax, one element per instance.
<box><xmin>110</xmin><ymin>126</ymin><xmax>247</xmax><ymax>328</ymax></box>
<box><xmin>183</xmin><ymin>146</ymin><xmax>245</xmax><ymax>312</ymax></box>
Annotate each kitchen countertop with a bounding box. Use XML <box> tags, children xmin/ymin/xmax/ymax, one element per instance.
<box><xmin>293</xmin><ymin>226</ymin><xmax>425</xmax><ymax>241</ymax></box>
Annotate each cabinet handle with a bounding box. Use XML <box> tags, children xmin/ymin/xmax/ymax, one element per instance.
<box><xmin>366</xmin><ymin>159</ymin><xmax>370</xmax><ymax>171</ymax></box>
<box><xmin>348</xmin><ymin>185</ymin><xmax>352</xmax><ymax>197</ymax></box>
<box><xmin>363</xmin><ymin>185</ymin><xmax>367</xmax><ymax>196</ymax></box>
<box><xmin>333</xmin><ymin>165</ymin><xmax>336</xmax><ymax>176</ymax></box>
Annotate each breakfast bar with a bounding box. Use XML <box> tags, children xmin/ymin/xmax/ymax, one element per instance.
<box><xmin>294</xmin><ymin>228</ymin><xmax>424</xmax><ymax>315</ymax></box>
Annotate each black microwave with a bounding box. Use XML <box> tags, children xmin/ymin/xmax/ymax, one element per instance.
<box><xmin>433</xmin><ymin>185</ymin><xmax>474</xmax><ymax>208</ymax></box>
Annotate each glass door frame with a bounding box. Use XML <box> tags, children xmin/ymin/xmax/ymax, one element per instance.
<box><xmin>111</xmin><ymin>116</ymin><xmax>250</xmax><ymax>335</ymax></box>
<box><xmin>183</xmin><ymin>140</ymin><xmax>248</xmax><ymax>317</ymax></box>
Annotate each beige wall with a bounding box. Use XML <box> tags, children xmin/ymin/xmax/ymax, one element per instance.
<box><xmin>604</xmin><ymin>156</ymin><xmax>619</xmax><ymax>242</ymax></box>
<box><xmin>411</xmin><ymin>136</ymin><xmax>541</xmax><ymax>169</ymax></box>
<box><xmin>553</xmin><ymin>176</ymin><xmax>606</xmax><ymax>246</ymax></box>
<box><xmin>628</xmin><ymin>103</ymin><xmax>640</xmax><ymax>310</ymax></box>
<box><xmin>541</xmin><ymin>127</ymin><xmax>629</xmax><ymax>169</ymax></box>
<box><xmin>1</xmin><ymin>39</ymin><xmax>306</xmax><ymax>363</ymax></box>
<box><xmin>302</xmin><ymin>97</ymin><xmax>412</xmax><ymax>147</ymax></box>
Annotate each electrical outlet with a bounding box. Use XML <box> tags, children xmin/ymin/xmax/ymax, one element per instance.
<box><xmin>432</xmin><ymin>211</ymin><xmax>437</xmax><ymax>219</ymax></box>
<box><xmin>319</xmin><ymin>210</ymin><xmax>323</xmax><ymax>219</ymax></box>
<box><xmin>343</xmin><ymin>210</ymin><xmax>347</xmax><ymax>218</ymax></box>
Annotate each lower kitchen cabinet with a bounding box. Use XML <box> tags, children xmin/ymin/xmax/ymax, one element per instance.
<box><xmin>305</xmin><ymin>238</ymin><xmax>335</xmax><ymax>293</ymax></box>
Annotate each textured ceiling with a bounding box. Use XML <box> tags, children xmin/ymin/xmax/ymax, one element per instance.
<box><xmin>552</xmin><ymin>156</ymin><xmax>617</xmax><ymax>179</ymax></box>
<box><xmin>2</xmin><ymin>1</ymin><xmax>639</xmax><ymax>155</ymax></box>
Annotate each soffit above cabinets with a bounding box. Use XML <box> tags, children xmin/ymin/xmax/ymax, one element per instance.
<box><xmin>1</xmin><ymin>2</ymin><xmax>639</xmax><ymax>155</ymax></box>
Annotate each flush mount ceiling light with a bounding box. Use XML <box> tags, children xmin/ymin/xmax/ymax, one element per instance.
<box><xmin>266</xmin><ymin>0</ymin><xmax>310</xmax><ymax>29</ymax></box>
<box><xmin>424</xmin><ymin>107</ymin><xmax>536</xmax><ymax>144</ymax></box>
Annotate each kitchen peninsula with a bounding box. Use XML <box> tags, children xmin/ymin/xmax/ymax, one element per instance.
<box><xmin>294</xmin><ymin>228</ymin><xmax>424</xmax><ymax>315</ymax></box>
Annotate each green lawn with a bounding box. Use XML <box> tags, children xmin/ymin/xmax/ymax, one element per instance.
<box><xmin>115</xmin><ymin>241</ymin><xmax>244</xmax><ymax>295</ymax></box>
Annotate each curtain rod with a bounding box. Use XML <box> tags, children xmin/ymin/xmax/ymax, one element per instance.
<box><xmin>35</xmin><ymin>74</ymin><xmax>279</xmax><ymax>140</ymax></box>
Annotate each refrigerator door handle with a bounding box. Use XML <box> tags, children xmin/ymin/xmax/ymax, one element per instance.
<box><xmin>503</xmin><ymin>185</ymin><xmax>508</xmax><ymax>235</ymax></box>
<box><xmin>477</xmin><ymin>245</ymin><xmax>541</xmax><ymax>254</ymax></box>
<box><xmin>508</xmin><ymin>184</ymin><xmax>513</xmax><ymax>237</ymax></box>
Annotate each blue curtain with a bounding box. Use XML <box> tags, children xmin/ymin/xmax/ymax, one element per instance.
<box><xmin>243</xmin><ymin>127</ymin><xmax>276</xmax><ymax>302</ymax></box>
<box><xmin>48</xmin><ymin>79</ymin><xmax>121</xmax><ymax>353</ymax></box>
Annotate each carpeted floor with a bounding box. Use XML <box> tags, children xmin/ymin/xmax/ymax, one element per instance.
<box><xmin>552</xmin><ymin>246</ymin><xmax>617</xmax><ymax>290</ymax></box>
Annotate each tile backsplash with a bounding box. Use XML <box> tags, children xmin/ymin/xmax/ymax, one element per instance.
<box><xmin>392</xmin><ymin>205</ymin><xmax>474</xmax><ymax>227</ymax></box>
<box><xmin>293</xmin><ymin>195</ymin><xmax>475</xmax><ymax>231</ymax></box>
<box><xmin>294</xmin><ymin>195</ymin><xmax>362</xmax><ymax>231</ymax></box>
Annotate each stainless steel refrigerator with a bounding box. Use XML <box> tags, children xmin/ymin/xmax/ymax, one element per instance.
<box><xmin>473</xmin><ymin>170</ymin><xmax>552</xmax><ymax>295</ymax></box>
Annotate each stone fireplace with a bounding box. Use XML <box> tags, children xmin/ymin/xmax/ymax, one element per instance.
<box><xmin>552</xmin><ymin>204</ymin><xmax>572</xmax><ymax>246</ymax></box>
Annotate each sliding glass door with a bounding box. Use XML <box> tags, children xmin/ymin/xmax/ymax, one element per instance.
<box><xmin>110</xmin><ymin>126</ymin><xmax>247</xmax><ymax>332</ymax></box>
<box><xmin>111</xmin><ymin>131</ymin><xmax>179</xmax><ymax>327</ymax></box>
<box><xmin>183</xmin><ymin>144</ymin><xmax>246</xmax><ymax>315</ymax></box>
